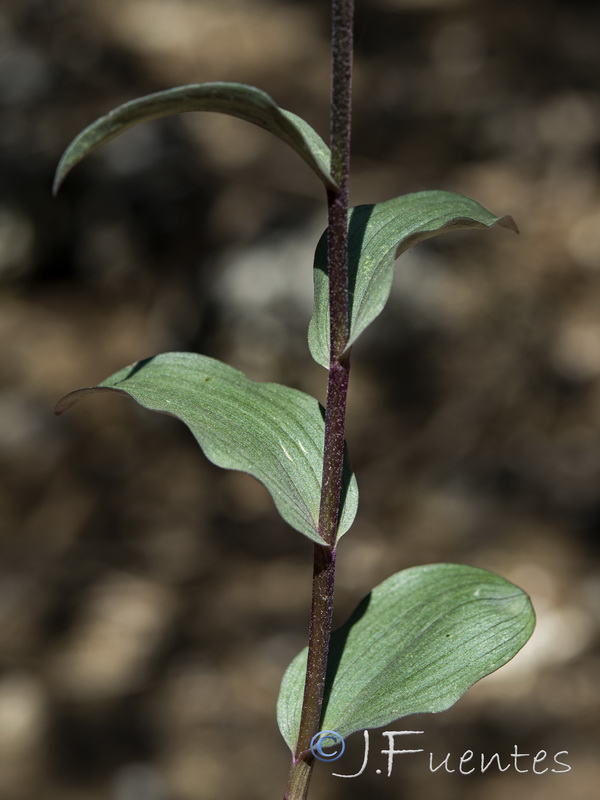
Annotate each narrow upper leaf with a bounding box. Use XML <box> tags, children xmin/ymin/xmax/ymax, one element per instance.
<box><xmin>277</xmin><ymin>563</ymin><xmax>534</xmax><ymax>750</ymax></box>
<box><xmin>53</xmin><ymin>82</ymin><xmax>336</xmax><ymax>193</ymax></box>
<box><xmin>56</xmin><ymin>353</ymin><xmax>357</xmax><ymax>544</ymax></box>
<box><xmin>308</xmin><ymin>191</ymin><xmax>518</xmax><ymax>367</ymax></box>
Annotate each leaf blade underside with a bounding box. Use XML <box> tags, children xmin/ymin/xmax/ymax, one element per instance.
<box><xmin>56</xmin><ymin>352</ymin><xmax>358</xmax><ymax>544</ymax></box>
<box><xmin>308</xmin><ymin>191</ymin><xmax>517</xmax><ymax>367</ymax></box>
<box><xmin>54</xmin><ymin>82</ymin><xmax>336</xmax><ymax>193</ymax></box>
<box><xmin>277</xmin><ymin>563</ymin><xmax>534</xmax><ymax>750</ymax></box>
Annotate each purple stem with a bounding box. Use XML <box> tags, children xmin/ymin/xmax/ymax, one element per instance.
<box><xmin>283</xmin><ymin>2</ymin><xmax>354</xmax><ymax>799</ymax></box>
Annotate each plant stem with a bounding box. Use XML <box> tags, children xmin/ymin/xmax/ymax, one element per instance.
<box><xmin>283</xmin><ymin>2</ymin><xmax>354</xmax><ymax>799</ymax></box>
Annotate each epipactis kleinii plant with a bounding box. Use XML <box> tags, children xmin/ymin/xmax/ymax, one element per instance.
<box><xmin>54</xmin><ymin>2</ymin><xmax>535</xmax><ymax>799</ymax></box>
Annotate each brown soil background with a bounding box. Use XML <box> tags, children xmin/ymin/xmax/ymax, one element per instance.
<box><xmin>1</xmin><ymin>0</ymin><xmax>599</xmax><ymax>798</ymax></box>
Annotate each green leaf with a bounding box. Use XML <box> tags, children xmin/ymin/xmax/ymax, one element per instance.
<box><xmin>56</xmin><ymin>353</ymin><xmax>357</xmax><ymax>544</ymax></box>
<box><xmin>53</xmin><ymin>82</ymin><xmax>336</xmax><ymax>194</ymax></box>
<box><xmin>277</xmin><ymin>563</ymin><xmax>534</xmax><ymax>750</ymax></box>
<box><xmin>308</xmin><ymin>191</ymin><xmax>518</xmax><ymax>367</ymax></box>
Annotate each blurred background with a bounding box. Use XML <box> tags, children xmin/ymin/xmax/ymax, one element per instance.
<box><xmin>1</xmin><ymin>0</ymin><xmax>600</xmax><ymax>798</ymax></box>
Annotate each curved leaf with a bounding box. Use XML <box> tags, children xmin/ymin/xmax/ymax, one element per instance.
<box><xmin>308</xmin><ymin>191</ymin><xmax>518</xmax><ymax>367</ymax></box>
<box><xmin>277</xmin><ymin>563</ymin><xmax>534</xmax><ymax>750</ymax></box>
<box><xmin>53</xmin><ymin>82</ymin><xmax>336</xmax><ymax>194</ymax></box>
<box><xmin>56</xmin><ymin>353</ymin><xmax>357</xmax><ymax>544</ymax></box>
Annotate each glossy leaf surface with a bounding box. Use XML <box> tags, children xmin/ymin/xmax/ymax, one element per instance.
<box><xmin>277</xmin><ymin>563</ymin><xmax>534</xmax><ymax>749</ymax></box>
<box><xmin>308</xmin><ymin>191</ymin><xmax>517</xmax><ymax>366</ymax></box>
<box><xmin>56</xmin><ymin>353</ymin><xmax>358</xmax><ymax>543</ymax></box>
<box><xmin>53</xmin><ymin>82</ymin><xmax>336</xmax><ymax>193</ymax></box>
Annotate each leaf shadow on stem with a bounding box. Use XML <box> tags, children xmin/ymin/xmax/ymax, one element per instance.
<box><xmin>317</xmin><ymin>404</ymin><xmax>359</xmax><ymax>541</ymax></box>
<box><xmin>315</xmin><ymin>204</ymin><xmax>375</xmax><ymax>325</ymax></box>
<box><xmin>320</xmin><ymin>590</ymin><xmax>373</xmax><ymax>724</ymax></box>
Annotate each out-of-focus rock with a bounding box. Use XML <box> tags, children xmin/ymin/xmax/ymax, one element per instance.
<box><xmin>49</xmin><ymin>574</ymin><xmax>176</xmax><ymax>699</ymax></box>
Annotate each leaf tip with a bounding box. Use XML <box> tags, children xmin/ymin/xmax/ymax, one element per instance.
<box><xmin>51</xmin><ymin>172</ymin><xmax>63</xmax><ymax>197</ymax></box>
<box><xmin>52</xmin><ymin>150</ymin><xmax>75</xmax><ymax>197</ymax></box>
<box><xmin>55</xmin><ymin>385</ymin><xmax>118</xmax><ymax>415</ymax></box>
<box><xmin>497</xmin><ymin>214</ymin><xmax>519</xmax><ymax>234</ymax></box>
<box><xmin>55</xmin><ymin>388</ymin><xmax>91</xmax><ymax>415</ymax></box>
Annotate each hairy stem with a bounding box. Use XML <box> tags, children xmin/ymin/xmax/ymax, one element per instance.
<box><xmin>283</xmin><ymin>2</ymin><xmax>354</xmax><ymax>799</ymax></box>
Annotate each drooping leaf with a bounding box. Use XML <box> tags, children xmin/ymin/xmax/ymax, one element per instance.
<box><xmin>56</xmin><ymin>353</ymin><xmax>357</xmax><ymax>544</ymax></box>
<box><xmin>53</xmin><ymin>82</ymin><xmax>336</xmax><ymax>194</ymax></box>
<box><xmin>308</xmin><ymin>191</ymin><xmax>518</xmax><ymax>367</ymax></box>
<box><xmin>277</xmin><ymin>563</ymin><xmax>534</xmax><ymax>750</ymax></box>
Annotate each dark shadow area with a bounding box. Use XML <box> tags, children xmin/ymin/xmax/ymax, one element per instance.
<box><xmin>321</xmin><ymin>590</ymin><xmax>372</xmax><ymax>724</ymax></box>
